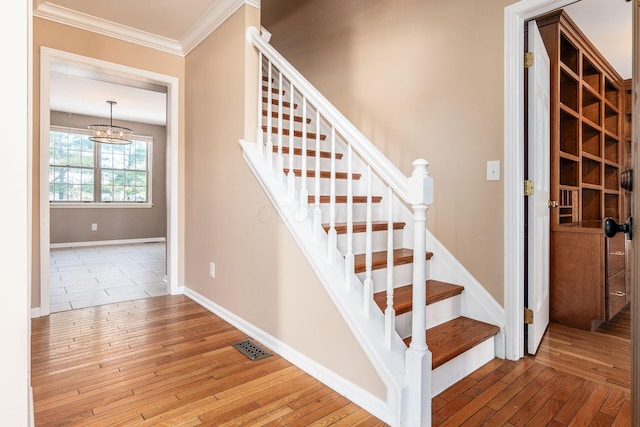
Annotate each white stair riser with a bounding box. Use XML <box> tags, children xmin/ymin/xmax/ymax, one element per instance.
<box><xmin>356</xmin><ymin>263</ymin><xmax>417</xmax><ymax>292</ymax></box>
<box><xmin>314</xmin><ymin>203</ymin><xmax>384</xmax><ymax>225</ymax></box>
<box><xmin>336</xmin><ymin>229</ymin><xmax>404</xmax><ymax>256</ymax></box>
<box><xmin>394</xmin><ymin>295</ymin><xmax>462</xmax><ymax>339</ymax></box>
<box><xmin>271</xmin><ymin>153</ymin><xmax>346</xmax><ymax>171</ymax></box>
<box><xmin>289</xmin><ymin>175</ymin><xmax>363</xmax><ymax>196</ymax></box>
<box><xmin>431</xmin><ymin>337</ymin><xmax>496</xmax><ymax>397</ymax></box>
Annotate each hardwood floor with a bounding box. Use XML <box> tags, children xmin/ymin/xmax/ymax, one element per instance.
<box><xmin>433</xmin><ymin>322</ymin><xmax>631</xmax><ymax>425</ymax></box>
<box><xmin>32</xmin><ymin>295</ymin><xmax>631</xmax><ymax>426</ymax></box>
<box><xmin>31</xmin><ymin>295</ymin><xmax>385</xmax><ymax>426</ymax></box>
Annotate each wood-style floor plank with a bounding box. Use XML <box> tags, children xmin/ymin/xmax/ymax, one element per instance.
<box><xmin>31</xmin><ymin>296</ymin><xmax>384</xmax><ymax>426</ymax></box>
<box><xmin>32</xmin><ymin>296</ymin><xmax>631</xmax><ymax>426</ymax></box>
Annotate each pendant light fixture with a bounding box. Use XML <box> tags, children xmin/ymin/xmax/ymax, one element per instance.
<box><xmin>88</xmin><ymin>100</ymin><xmax>133</xmax><ymax>144</ymax></box>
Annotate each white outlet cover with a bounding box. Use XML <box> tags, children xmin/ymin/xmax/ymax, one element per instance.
<box><xmin>486</xmin><ymin>160</ymin><xmax>500</xmax><ymax>181</ymax></box>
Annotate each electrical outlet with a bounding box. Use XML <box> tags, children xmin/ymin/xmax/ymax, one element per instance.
<box><xmin>91</xmin><ymin>223</ymin><xmax>98</xmax><ymax>231</ymax></box>
<box><xmin>486</xmin><ymin>160</ymin><xmax>500</xmax><ymax>181</ymax></box>
<box><xmin>209</xmin><ymin>262</ymin><xmax>215</xmax><ymax>278</ymax></box>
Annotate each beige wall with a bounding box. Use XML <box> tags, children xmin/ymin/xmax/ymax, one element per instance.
<box><xmin>49</xmin><ymin>111</ymin><xmax>167</xmax><ymax>244</ymax></box>
<box><xmin>33</xmin><ymin>17</ymin><xmax>186</xmax><ymax>308</ymax></box>
<box><xmin>185</xmin><ymin>5</ymin><xmax>386</xmax><ymax>399</ymax></box>
<box><xmin>262</xmin><ymin>0</ymin><xmax>515</xmax><ymax>305</ymax></box>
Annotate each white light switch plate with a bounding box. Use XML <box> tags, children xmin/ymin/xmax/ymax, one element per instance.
<box><xmin>486</xmin><ymin>160</ymin><xmax>500</xmax><ymax>181</ymax></box>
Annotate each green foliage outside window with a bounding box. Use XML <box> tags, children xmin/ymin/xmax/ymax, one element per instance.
<box><xmin>49</xmin><ymin>129</ymin><xmax>151</xmax><ymax>203</ymax></box>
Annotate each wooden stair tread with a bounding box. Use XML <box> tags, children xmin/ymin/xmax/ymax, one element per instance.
<box><xmin>354</xmin><ymin>248</ymin><xmax>433</xmax><ymax>273</ymax></box>
<box><xmin>271</xmin><ymin>145</ymin><xmax>343</xmax><ymax>159</ymax></box>
<box><xmin>262</xmin><ymin>126</ymin><xmax>327</xmax><ymax>141</ymax></box>
<box><xmin>263</xmin><ymin>110</ymin><xmax>311</xmax><ymax>124</ymax></box>
<box><xmin>309</xmin><ymin>195</ymin><xmax>382</xmax><ymax>204</ymax></box>
<box><xmin>373</xmin><ymin>280</ymin><xmax>464</xmax><ymax>315</ymax></box>
<box><xmin>262</xmin><ymin>86</ymin><xmax>284</xmax><ymax>95</ymax></box>
<box><xmin>403</xmin><ymin>317</ymin><xmax>500</xmax><ymax>369</ymax></box>
<box><xmin>322</xmin><ymin>221</ymin><xmax>406</xmax><ymax>234</ymax></box>
<box><xmin>262</xmin><ymin>97</ymin><xmax>297</xmax><ymax>109</ymax></box>
<box><xmin>284</xmin><ymin>168</ymin><xmax>360</xmax><ymax>180</ymax></box>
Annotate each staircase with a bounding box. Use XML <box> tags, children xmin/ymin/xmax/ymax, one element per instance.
<box><xmin>242</xmin><ymin>26</ymin><xmax>504</xmax><ymax>426</ymax></box>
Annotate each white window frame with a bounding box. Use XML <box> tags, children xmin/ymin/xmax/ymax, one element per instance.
<box><xmin>49</xmin><ymin>125</ymin><xmax>154</xmax><ymax>209</ymax></box>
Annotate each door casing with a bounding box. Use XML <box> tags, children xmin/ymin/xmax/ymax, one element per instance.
<box><xmin>503</xmin><ymin>0</ymin><xmax>576</xmax><ymax>361</ymax></box>
<box><xmin>39</xmin><ymin>47</ymin><xmax>182</xmax><ymax>316</ymax></box>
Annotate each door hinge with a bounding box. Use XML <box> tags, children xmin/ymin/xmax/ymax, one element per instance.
<box><xmin>524</xmin><ymin>180</ymin><xmax>534</xmax><ymax>196</ymax></box>
<box><xmin>548</xmin><ymin>200</ymin><xmax>559</xmax><ymax>208</ymax></box>
<box><xmin>524</xmin><ymin>52</ymin><xmax>534</xmax><ymax>68</ymax></box>
<box><xmin>524</xmin><ymin>308</ymin><xmax>534</xmax><ymax>324</ymax></box>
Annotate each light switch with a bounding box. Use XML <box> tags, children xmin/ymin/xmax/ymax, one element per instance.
<box><xmin>486</xmin><ymin>160</ymin><xmax>500</xmax><ymax>181</ymax></box>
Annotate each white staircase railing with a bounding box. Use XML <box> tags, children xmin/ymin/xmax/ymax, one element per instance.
<box><xmin>245</xmin><ymin>26</ymin><xmax>434</xmax><ymax>426</ymax></box>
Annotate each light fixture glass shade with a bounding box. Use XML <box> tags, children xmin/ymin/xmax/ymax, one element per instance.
<box><xmin>88</xmin><ymin>100</ymin><xmax>133</xmax><ymax>144</ymax></box>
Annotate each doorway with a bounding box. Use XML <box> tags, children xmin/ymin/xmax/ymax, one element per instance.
<box><xmin>39</xmin><ymin>48</ymin><xmax>182</xmax><ymax>316</ymax></box>
<box><xmin>505</xmin><ymin>0</ymin><xmax>637</xmax><ymax>419</ymax></box>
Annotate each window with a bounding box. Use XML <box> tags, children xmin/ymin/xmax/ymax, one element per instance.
<box><xmin>49</xmin><ymin>126</ymin><xmax>152</xmax><ymax>206</ymax></box>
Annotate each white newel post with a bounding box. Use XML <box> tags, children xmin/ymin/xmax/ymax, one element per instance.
<box><xmin>404</xmin><ymin>158</ymin><xmax>433</xmax><ymax>427</ymax></box>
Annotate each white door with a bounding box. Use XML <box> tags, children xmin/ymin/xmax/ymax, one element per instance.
<box><xmin>527</xmin><ymin>19</ymin><xmax>551</xmax><ymax>355</ymax></box>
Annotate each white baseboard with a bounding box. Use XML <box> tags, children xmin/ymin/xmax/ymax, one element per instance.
<box><xmin>30</xmin><ymin>307</ymin><xmax>41</xmax><ymax>319</ymax></box>
<box><xmin>183</xmin><ymin>287</ymin><xmax>391</xmax><ymax>425</ymax></box>
<box><xmin>50</xmin><ymin>237</ymin><xmax>166</xmax><ymax>249</ymax></box>
<box><xmin>29</xmin><ymin>385</ymin><xmax>34</xmax><ymax>427</ymax></box>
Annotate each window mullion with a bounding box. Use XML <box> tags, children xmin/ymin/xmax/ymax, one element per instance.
<box><xmin>95</xmin><ymin>140</ymin><xmax>100</xmax><ymax>202</ymax></box>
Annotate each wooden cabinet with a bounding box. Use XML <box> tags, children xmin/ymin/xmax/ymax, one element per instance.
<box><xmin>535</xmin><ymin>10</ymin><xmax>629</xmax><ymax>330</ymax></box>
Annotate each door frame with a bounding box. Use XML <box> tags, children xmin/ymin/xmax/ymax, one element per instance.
<box><xmin>39</xmin><ymin>47</ymin><xmax>182</xmax><ymax>316</ymax></box>
<box><xmin>504</xmin><ymin>0</ymin><xmax>576</xmax><ymax>360</ymax></box>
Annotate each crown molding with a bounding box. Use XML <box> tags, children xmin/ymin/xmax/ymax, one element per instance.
<box><xmin>180</xmin><ymin>0</ymin><xmax>259</xmax><ymax>55</ymax></box>
<box><xmin>34</xmin><ymin>2</ymin><xmax>184</xmax><ymax>56</ymax></box>
<box><xmin>34</xmin><ymin>0</ymin><xmax>261</xmax><ymax>57</ymax></box>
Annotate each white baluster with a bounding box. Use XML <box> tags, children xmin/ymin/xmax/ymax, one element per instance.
<box><xmin>313</xmin><ymin>109</ymin><xmax>322</xmax><ymax>239</ymax></box>
<box><xmin>404</xmin><ymin>159</ymin><xmax>433</xmax><ymax>427</ymax></box>
<box><xmin>327</xmin><ymin>126</ymin><xmax>337</xmax><ymax>263</ymax></box>
<box><xmin>256</xmin><ymin>52</ymin><xmax>263</xmax><ymax>157</ymax></box>
<box><xmin>344</xmin><ymin>143</ymin><xmax>354</xmax><ymax>291</ymax></box>
<box><xmin>287</xmin><ymin>80</ymin><xmax>295</xmax><ymax>201</ymax></box>
<box><xmin>363</xmin><ymin>165</ymin><xmax>373</xmax><ymax>318</ymax></box>
<box><xmin>276</xmin><ymin>71</ymin><xmax>284</xmax><ymax>181</ymax></box>
<box><xmin>298</xmin><ymin>97</ymin><xmax>308</xmax><ymax>220</ymax></box>
<box><xmin>384</xmin><ymin>186</ymin><xmax>395</xmax><ymax>350</ymax></box>
<box><xmin>266</xmin><ymin>62</ymin><xmax>273</xmax><ymax>168</ymax></box>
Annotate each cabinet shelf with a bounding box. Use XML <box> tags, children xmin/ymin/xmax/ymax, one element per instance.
<box><xmin>581</xmin><ymin>122</ymin><xmax>601</xmax><ymax>157</ymax></box>
<box><xmin>604</xmin><ymin>103</ymin><xmax>619</xmax><ymax>134</ymax></box>
<box><xmin>582</xmin><ymin>56</ymin><xmax>602</xmax><ymax>93</ymax></box>
<box><xmin>560</xmin><ymin>33</ymin><xmax>579</xmax><ymax>74</ymax></box>
<box><xmin>560</xmin><ymin>110</ymin><xmax>579</xmax><ymax>155</ymax></box>
<box><xmin>582</xmin><ymin>87</ymin><xmax>601</xmax><ymax>125</ymax></box>
<box><xmin>604</xmin><ymin>77</ymin><xmax>620</xmax><ymax>108</ymax></box>
<box><xmin>560</xmin><ymin>69</ymin><xmax>579</xmax><ymax>112</ymax></box>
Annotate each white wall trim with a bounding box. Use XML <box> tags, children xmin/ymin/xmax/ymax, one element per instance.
<box><xmin>30</xmin><ymin>308</ymin><xmax>41</xmax><ymax>319</ymax></box>
<box><xmin>181</xmin><ymin>0</ymin><xmax>256</xmax><ymax>55</ymax></box>
<box><xmin>39</xmin><ymin>47</ymin><xmax>181</xmax><ymax>316</ymax></box>
<box><xmin>50</xmin><ymin>237</ymin><xmax>166</xmax><ymax>249</ymax></box>
<box><xmin>183</xmin><ymin>287</ymin><xmax>392</xmax><ymax>425</ymax></box>
<box><xmin>503</xmin><ymin>0</ymin><xmax>578</xmax><ymax>360</ymax></box>
<box><xmin>33</xmin><ymin>2</ymin><xmax>183</xmax><ymax>56</ymax></box>
<box><xmin>34</xmin><ymin>0</ymin><xmax>260</xmax><ymax>57</ymax></box>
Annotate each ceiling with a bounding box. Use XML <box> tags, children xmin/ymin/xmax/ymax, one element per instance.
<box><xmin>36</xmin><ymin>0</ymin><xmax>632</xmax><ymax>127</ymax></box>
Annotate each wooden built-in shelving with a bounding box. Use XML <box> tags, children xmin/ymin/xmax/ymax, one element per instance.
<box><xmin>535</xmin><ymin>10</ymin><xmax>628</xmax><ymax>330</ymax></box>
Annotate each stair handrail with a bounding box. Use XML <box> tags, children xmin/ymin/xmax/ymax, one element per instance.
<box><xmin>246</xmin><ymin>26</ymin><xmax>410</xmax><ymax>201</ymax></box>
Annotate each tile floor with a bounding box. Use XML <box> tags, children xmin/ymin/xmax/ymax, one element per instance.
<box><xmin>49</xmin><ymin>242</ymin><xmax>168</xmax><ymax>313</ymax></box>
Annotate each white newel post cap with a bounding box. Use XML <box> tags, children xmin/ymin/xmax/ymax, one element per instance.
<box><xmin>407</xmin><ymin>159</ymin><xmax>433</xmax><ymax>206</ymax></box>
